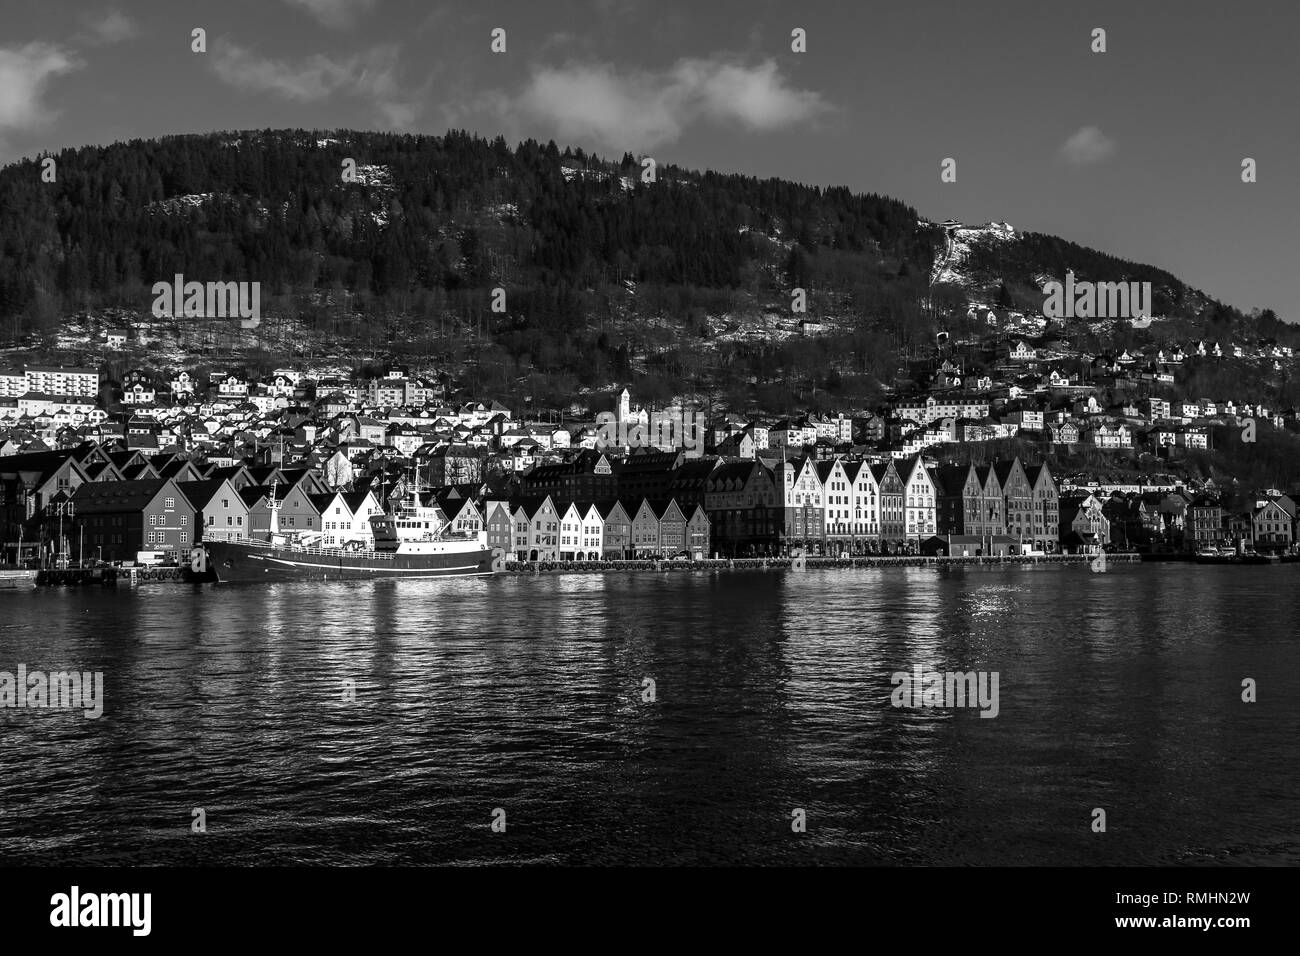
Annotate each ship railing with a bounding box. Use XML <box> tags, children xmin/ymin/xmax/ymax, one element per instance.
<box><xmin>220</xmin><ymin>538</ymin><xmax>399</xmax><ymax>560</ymax></box>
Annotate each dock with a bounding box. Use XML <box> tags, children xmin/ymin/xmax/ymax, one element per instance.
<box><xmin>502</xmin><ymin>553</ymin><xmax>1142</xmax><ymax>574</ymax></box>
<box><xmin>0</xmin><ymin>569</ymin><xmax>39</xmax><ymax>589</ymax></box>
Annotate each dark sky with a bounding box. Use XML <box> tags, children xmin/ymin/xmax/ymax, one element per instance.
<box><xmin>2</xmin><ymin>0</ymin><xmax>1296</xmax><ymax>317</ymax></box>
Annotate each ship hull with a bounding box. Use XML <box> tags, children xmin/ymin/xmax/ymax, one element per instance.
<box><xmin>195</xmin><ymin>540</ymin><xmax>496</xmax><ymax>583</ymax></box>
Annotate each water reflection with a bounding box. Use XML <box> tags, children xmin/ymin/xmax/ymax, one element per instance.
<box><xmin>0</xmin><ymin>565</ymin><xmax>1296</xmax><ymax>865</ymax></box>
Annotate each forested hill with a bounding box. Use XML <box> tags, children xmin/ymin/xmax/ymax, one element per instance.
<box><xmin>0</xmin><ymin>129</ymin><xmax>1280</xmax><ymax>411</ymax></box>
<box><xmin>0</xmin><ymin>128</ymin><xmax>927</xmax><ymax>317</ymax></box>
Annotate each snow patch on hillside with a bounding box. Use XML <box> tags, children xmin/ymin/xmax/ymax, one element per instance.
<box><xmin>148</xmin><ymin>193</ymin><xmax>215</xmax><ymax>216</ymax></box>
<box><xmin>931</xmin><ymin>221</ymin><xmax>1016</xmax><ymax>286</ymax></box>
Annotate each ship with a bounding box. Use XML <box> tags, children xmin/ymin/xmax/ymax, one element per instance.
<box><xmin>187</xmin><ymin>486</ymin><xmax>496</xmax><ymax>583</ymax></box>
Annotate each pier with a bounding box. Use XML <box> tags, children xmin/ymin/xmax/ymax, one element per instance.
<box><xmin>503</xmin><ymin>553</ymin><xmax>1142</xmax><ymax>574</ymax></box>
<box><xmin>26</xmin><ymin>566</ymin><xmax>192</xmax><ymax>587</ymax></box>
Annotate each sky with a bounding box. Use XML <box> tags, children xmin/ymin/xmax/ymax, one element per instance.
<box><xmin>1</xmin><ymin>0</ymin><xmax>1297</xmax><ymax>317</ymax></box>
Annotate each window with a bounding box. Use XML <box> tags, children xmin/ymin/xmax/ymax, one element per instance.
<box><xmin>236</xmin><ymin>517</ymin><xmax>243</xmax><ymax>526</ymax></box>
<box><xmin>165</xmin><ymin>497</ymin><xmax>175</xmax><ymax>508</ymax></box>
<box><xmin>180</xmin><ymin>515</ymin><xmax>187</xmax><ymax>526</ymax></box>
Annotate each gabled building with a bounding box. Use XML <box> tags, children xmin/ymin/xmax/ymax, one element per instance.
<box><xmin>819</xmin><ymin>458</ymin><xmax>854</xmax><ymax>544</ymax></box>
<box><xmin>595</xmin><ymin>500</ymin><xmax>633</xmax><ymax>559</ymax></box>
<box><xmin>995</xmin><ymin>457</ymin><xmax>1035</xmax><ymax>543</ymax></box>
<box><xmin>667</xmin><ymin>457</ymin><xmax>721</xmax><ymax>512</ymax></box>
<box><xmin>178</xmin><ymin>478</ymin><xmax>249</xmax><ymax>544</ymax></box>
<box><xmin>514</xmin><ymin>496</ymin><xmax>560</xmax><ymax>561</ymax></box>
<box><xmin>776</xmin><ymin>455</ymin><xmax>824</xmax><ymax>548</ymax></box>
<box><xmin>898</xmin><ymin>455</ymin><xmax>936</xmax><ymax>542</ymax></box>
<box><xmin>650</xmin><ymin>499</ymin><xmax>688</xmax><ymax>555</ymax></box>
<box><xmin>629</xmin><ymin>498</ymin><xmax>662</xmax><ymax>557</ymax></box>
<box><xmin>518</xmin><ymin>449</ymin><xmax>616</xmax><ymax>501</ymax></box>
<box><xmin>1058</xmin><ymin>493</ymin><xmax>1109</xmax><ymax>553</ymax></box>
<box><xmin>71</xmin><ymin>477</ymin><xmax>191</xmax><ymax>563</ymax></box>
<box><xmin>434</xmin><ymin>491</ymin><xmax>482</xmax><ymax>538</ymax></box>
<box><xmin>558</xmin><ymin>501</ymin><xmax>601</xmax><ymax>561</ymax></box>
<box><xmin>684</xmin><ymin>503</ymin><xmax>710</xmax><ymax>557</ymax></box>
<box><xmin>1187</xmin><ymin>496</ymin><xmax>1223</xmax><ymax>549</ymax></box>
<box><xmin>844</xmin><ymin>459</ymin><xmax>880</xmax><ymax>543</ymax></box>
<box><xmin>616</xmin><ymin>450</ymin><xmax>685</xmax><ymax>503</ymax></box>
<box><xmin>1252</xmin><ymin>493</ymin><xmax>1294</xmax><ymax>553</ymax></box>
<box><xmin>0</xmin><ymin>451</ymin><xmax>89</xmax><ymax>537</ymax></box>
<box><xmin>871</xmin><ymin>459</ymin><xmax>906</xmax><ymax>548</ymax></box>
<box><xmin>1025</xmin><ymin>462</ymin><xmax>1060</xmax><ymax>552</ymax></box>
<box><xmin>703</xmin><ymin>460</ymin><xmax>780</xmax><ymax>555</ymax></box>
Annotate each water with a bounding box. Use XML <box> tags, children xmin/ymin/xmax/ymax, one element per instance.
<box><xmin>1</xmin><ymin>563</ymin><xmax>1296</xmax><ymax>866</ymax></box>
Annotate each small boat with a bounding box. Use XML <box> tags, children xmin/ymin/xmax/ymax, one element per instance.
<box><xmin>1195</xmin><ymin>548</ymin><xmax>1236</xmax><ymax>565</ymax></box>
<box><xmin>1238</xmin><ymin>551</ymin><xmax>1277</xmax><ymax>565</ymax></box>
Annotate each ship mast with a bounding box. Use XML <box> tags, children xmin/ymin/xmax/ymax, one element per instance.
<box><xmin>267</xmin><ymin>478</ymin><xmax>280</xmax><ymax>537</ymax></box>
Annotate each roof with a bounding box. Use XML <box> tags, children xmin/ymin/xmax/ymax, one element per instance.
<box><xmin>0</xmin><ymin>450</ymin><xmax>80</xmax><ymax>482</ymax></box>
<box><xmin>177</xmin><ymin>478</ymin><xmax>239</xmax><ymax>511</ymax></box>
<box><xmin>930</xmin><ymin>463</ymin><xmax>972</xmax><ymax>496</ymax></box>
<box><xmin>70</xmin><ymin>478</ymin><xmax>167</xmax><ymax>513</ymax></box>
<box><xmin>340</xmin><ymin>490</ymin><xmax>375</xmax><ymax>512</ymax></box>
<box><xmin>238</xmin><ymin>483</ymin><xmax>289</xmax><ymax>507</ymax></box>
<box><xmin>307</xmin><ymin>492</ymin><xmax>341</xmax><ymax>513</ymax></box>
<box><xmin>648</xmin><ymin>498</ymin><xmax>685</xmax><ymax>520</ymax></box>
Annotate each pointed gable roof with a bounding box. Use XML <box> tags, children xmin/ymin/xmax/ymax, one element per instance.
<box><xmin>177</xmin><ymin>478</ymin><xmax>241</xmax><ymax>512</ymax></box>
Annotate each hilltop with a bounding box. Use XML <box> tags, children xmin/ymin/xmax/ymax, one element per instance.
<box><xmin>0</xmin><ymin>129</ymin><xmax>1293</xmax><ymax>416</ymax></box>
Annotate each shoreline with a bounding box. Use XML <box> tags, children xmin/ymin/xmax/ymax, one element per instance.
<box><xmin>501</xmin><ymin>553</ymin><xmax>1144</xmax><ymax>574</ymax></box>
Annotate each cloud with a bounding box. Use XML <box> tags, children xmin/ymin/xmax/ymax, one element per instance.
<box><xmin>213</xmin><ymin>46</ymin><xmax>356</xmax><ymax>101</ymax></box>
<box><xmin>497</xmin><ymin>57</ymin><xmax>829</xmax><ymax>151</ymax></box>
<box><xmin>1059</xmin><ymin>125</ymin><xmax>1116</xmax><ymax>165</ymax></box>
<box><xmin>82</xmin><ymin>10</ymin><xmax>138</xmax><ymax>45</ymax></box>
<box><xmin>281</xmin><ymin>0</ymin><xmax>380</xmax><ymax>30</ymax></box>
<box><xmin>211</xmin><ymin>43</ymin><xmax>420</xmax><ymax>128</ymax></box>
<box><xmin>0</xmin><ymin>42</ymin><xmax>81</xmax><ymax>132</ymax></box>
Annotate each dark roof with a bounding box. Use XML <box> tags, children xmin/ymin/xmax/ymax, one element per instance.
<box><xmin>993</xmin><ymin>458</ymin><xmax>1024</xmax><ymax>484</ymax></box>
<box><xmin>1024</xmin><ymin>462</ymin><xmax>1053</xmax><ymax>486</ymax></box>
<box><xmin>0</xmin><ymin>450</ymin><xmax>78</xmax><ymax>482</ymax></box>
<box><xmin>593</xmin><ymin>499</ymin><xmax>630</xmax><ymax>520</ymax></box>
<box><xmin>341</xmin><ymin>490</ymin><xmax>375</xmax><ymax>512</ymax></box>
<box><xmin>307</xmin><ymin>492</ymin><xmax>340</xmax><ymax>513</ymax></box>
<box><xmin>238</xmin><ymin>483</ymin><xmax>289</xmax><ymax>507</ymax></box>
<box><xmin>930</xmin><ymin>463</ymin><xmax>971</xmax><ymax>496</ymax></box>
<box><xmin>648</xmin><ymin>498</ymin><xmax>685</xmax><ymax>520</ymax></box>
<box><xmin>70</xmin><ymin>478</ymin><xmax>167</xmax><ymax>513</ymax></box>
<box><xmin>177</xmin><ymin>479</ymin><xmax>238</xmax><ymax>511</ymax></box>
<box><xmin>157</xmin><ymin>459</ymin><xmax>198</xmax><ymax>479</ymax></box>
<box><xmin>706</xmin><ymin>460</ymin><xmax>761</xmax><ymax>486</ymax></box>
<box><xmin>206</xmin><ymin>464</ymin><xmax>251</xmax><ymax>482</ymax></box>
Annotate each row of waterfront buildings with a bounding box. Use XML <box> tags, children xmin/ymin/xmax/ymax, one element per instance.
<box><xmin>4</xmin><ymin>438</ymin><xmax>1295</xmax><ymax>565</ymax></box>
